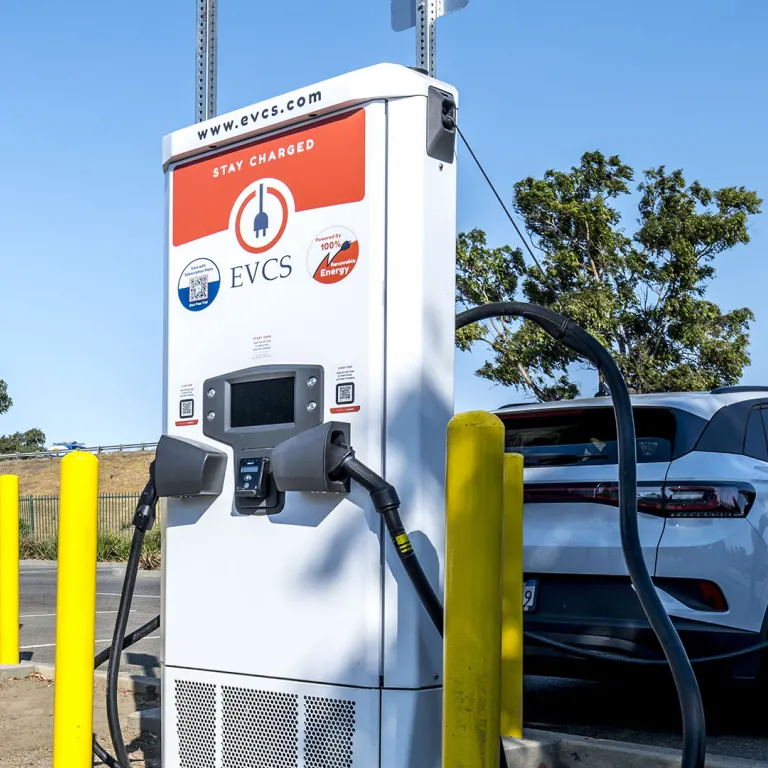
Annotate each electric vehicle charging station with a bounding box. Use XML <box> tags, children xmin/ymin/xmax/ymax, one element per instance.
<box><xmin>160</xmin><ymin>64</ymin><xmax>458</xmax><ymax>768</ymax></box>
<box><xmin>83</xmin><ymin>56</ymin><xmax>705</xmax><ymax>768</ymax></box>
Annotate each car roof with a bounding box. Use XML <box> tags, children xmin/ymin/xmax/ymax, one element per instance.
<box><xmin>493</xmin><ymin>389</ymin><xmax>768</xmax><ymax>421</ymax></box>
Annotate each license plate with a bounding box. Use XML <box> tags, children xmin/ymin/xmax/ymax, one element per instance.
<box><xmin>523</xmin><ymin>579</ymin><xmax>538</xmax><ymax>612</ymax></box>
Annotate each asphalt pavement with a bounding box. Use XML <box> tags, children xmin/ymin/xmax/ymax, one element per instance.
<box><xmin>16</xmin><ymin>561</ymin><xmax>768</xmax><ymax>760</ymax></box>
<box><xmin>19</xmin><ymin>561</ymin><xmax>160</xmax><ymax>678</ymax></box>
<box><xmin>525</xmin><ymin>674</ymin><xmax>767</xmax><ymax>761</ymax></box>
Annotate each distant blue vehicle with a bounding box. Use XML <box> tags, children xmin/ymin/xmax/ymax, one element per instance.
<box><xmin>47</xmin><ymin>441</ymin><xmax>87</xmax><ymax>455</ymax></box>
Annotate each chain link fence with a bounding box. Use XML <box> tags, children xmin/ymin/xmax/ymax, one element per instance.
<box><xmin>18</xmin><ymin>493</ymin><xmax>163</xmax><ymax>538</ymax></box>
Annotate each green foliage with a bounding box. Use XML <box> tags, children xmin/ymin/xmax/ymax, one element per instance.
<box><xmin>140</xmin><ymin>527</ymin><xmax>162</xmax><ymax>570</ymax></box>
<box><xmin>456</xmin><ymin>151</ymin><xmax>762</xmax><ymax>398</ymax></box>
<box><xmin>0</xmin><ymin>380</ymin><xmax>11</xmax><ymax>415</ymax></box>
<box><xmin>0</xmin><ymin>429</ymin><xmax>46</xmax><ymax>454</ymax></box>
<box><xmin>18</xmin><ymin>519</ymin><xmax>32</xmax><ymax>536</ymax></box>
<box><xmin>19</xmin><ymin>535</ymin><xmax>58</xmax><ymax>561</ymax></box>
<box><xmin>97</xmin><ymin>531</ymin><xmax>133</xmax><ymax>561</ymax></box>
<box><xmin>0</xmin><ymin>378</ymin><xmax>46</xmax><ymax>452</ymax></box>
<box><xmin>19</xmin><ymin>528</ymin><xmax>163</xmax><ymax>570</ymax></box>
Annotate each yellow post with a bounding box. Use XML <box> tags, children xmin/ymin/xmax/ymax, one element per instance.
<box><xmin>52</xmin><ymin>452</ymin><xmax>99</xmax><ymax>768</ymax></box>
<box><xmin>0</xmin><ymin>474</ymin><xmax>20</xmax><ymax>665</ymax></box>
<box><xmin>500</xmin><ymin>453</ymin><xmax>524</xmax><ymax>738</ymax></box>
<box><xmin>443</xmin><ymin>410</ymin><xmax>504</xmax><ymax>768</ymax></box>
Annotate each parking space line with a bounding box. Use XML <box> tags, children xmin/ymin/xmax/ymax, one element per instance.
<box><xmin>20</xmin><ymin>610</ymin><xmax>132</xmax><ymax>618</ymax></box>
<box><xmin>97</xmin><ymin>592</ymin><xmax>160</xmax><ymax>599</ymax></box>
<box><xmin>21</xmin><ymin>636</ymin><xmax>160</xmax><ymax>650</ymax></box>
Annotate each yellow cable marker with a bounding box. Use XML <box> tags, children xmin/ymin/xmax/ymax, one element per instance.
<box><xmin>501</xmin><ymin>452</ymin><xmax>524</xmax><ymax>738</ymax></box>
<box><xmin>0</xmin><ymin>474</ymin><xmax>20</xmax><ymax>665</ymax></box>
<box><xmin>52</xmin><ymin>451</ymin><xmax>99</xmax><ymax>768</ymax></box>
<box><xmin>443</xmin><ymin>410</ymin><xmax>505</xmax><ymax>768</ymax></box>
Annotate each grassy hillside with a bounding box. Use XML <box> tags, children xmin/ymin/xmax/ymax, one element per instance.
<box><xmin>0</xmin><ymin>451</ymin><xmax>155</xmax><ymax>496</ymax></box>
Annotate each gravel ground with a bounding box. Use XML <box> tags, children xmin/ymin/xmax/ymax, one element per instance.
<box><xmin>0</xmin><ymin>672</ymin><xmax>159</xmax><ymax>768</ymax></box>
<box><xmin>2</xmin><ymin>670</ymin><xmax>766</xmax><ymax>765</ymax></box>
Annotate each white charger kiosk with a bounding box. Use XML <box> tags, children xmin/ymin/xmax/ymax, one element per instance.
<box><xmin>161</xmin><ymin>64</ymin><xmax>457</xmax><ymax>768</ymax></box>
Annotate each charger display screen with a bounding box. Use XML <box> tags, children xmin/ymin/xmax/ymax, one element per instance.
<box><xmin>236</xmin><ymin>457</ymin><xmax>265</xmax><ymax>491</ymax></box>
<box><xmin>230</xmin><ymin>377</ymin><xmax>295</xmax><ymax>428</ymax></box>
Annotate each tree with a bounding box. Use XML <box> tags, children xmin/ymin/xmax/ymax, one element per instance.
<box><xmin>456</xmin><ymin>151</ymin><xmax>762</xmax><ymax>400</ymax></box>
<box><xmin>0</xmin><ymin>378</ymin><xmax>46</xmax><ymax>453</ymax></box>
<box><xmin>0</xmin><ymin>380</ymin><xmax>11</xmax><ymax>415</ymax></box>
<box><xmin>0</xmin><ymin>429</ymin><xmax>46</xmax><ymax>454</ymax></box>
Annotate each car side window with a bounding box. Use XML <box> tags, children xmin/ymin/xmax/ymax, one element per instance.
<box><xmin>744</xmin><ymin>408</ymin><xmax>768</xmax><ymax>461</ymax></box>
<box><xmin>761</xmin><ymin>409</ymin><xmax>768</xmax><ymax>454</ymax></box>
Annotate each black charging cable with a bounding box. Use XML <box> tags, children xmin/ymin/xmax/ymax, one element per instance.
<box><xmin>328</xmin><ymin>445</ymin><xmax>444</xmax><ymax>631</ymax></box>
<box><xmin>524</xmin><ymin>630</ymin><xmax>768</xmax><ymax>666</ymax></box>
<box><xmin>326</xmin><ymin>443</ymin><xmax>510</xmax><ymax>767</ymax></box>
<box><xmin>92</xmin><ymin>613</ymin><xmax>161</xmax><ymax>766</ymax></box>
<box><xmin>456</xmin><ymin>301</ymin><xmax>706</xmax><ymax>768</ymax></box>
<box><xmin>97</xmin><ymin>462</ymin><xmax>159</xmax><ymax>768</ymax></box>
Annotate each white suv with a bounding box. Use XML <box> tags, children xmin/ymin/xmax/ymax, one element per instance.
<box><xmin>496</xmin><ymin>386</ymin><xmax>768</xmax><ymax>683</ymax></box>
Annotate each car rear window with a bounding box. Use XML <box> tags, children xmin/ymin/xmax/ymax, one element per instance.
<box><xmin>501</xmin><ymin>407</ymin><xmax>676</xmax><ymax>467</ymax></box>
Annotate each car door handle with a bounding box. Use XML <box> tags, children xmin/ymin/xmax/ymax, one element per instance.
<box><xmin>755</xmin><ymin>465</ymin><xmax>768</xmax><ymax>473</ymax></box>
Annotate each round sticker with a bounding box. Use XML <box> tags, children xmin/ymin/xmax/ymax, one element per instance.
<box><xmin>178</xmin><ymin>258</ymin><xmax>221</xmax><ymax>312</ymax></box>
<box><xmin>307</xmin><ymin>227</ymin><xmax>359</xmax><ymax>285</ymax></box>
<box><xmin>231</xmin><ymin>179</ymin><xmax>291</xmax><ymax>255</ymax></box>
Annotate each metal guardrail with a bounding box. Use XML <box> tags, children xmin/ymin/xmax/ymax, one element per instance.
<box><xmin>0</xmin><ymin>442</ymin><xmax>158</xmax><ymax>461</ymax></box>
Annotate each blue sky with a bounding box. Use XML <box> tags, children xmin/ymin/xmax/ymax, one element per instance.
<box><xmin>1</xmin><ymin>0</ymin><xmax>766</xmax><ymax>445</ymax></box>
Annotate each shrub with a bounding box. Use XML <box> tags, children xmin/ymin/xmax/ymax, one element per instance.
<box><xmin>19</xmin><ymin>534</ymin><xmax>58</xmax><ymax>560</ymax></box>
<box><xmin>19</xmin><ymin>528</ymin><xmax>162</xmax><ymax>570</ymax></box>
<box><xmin>139</xmin><ymin>527</ymin><xmax>162</xmax><ymax>570</ymax></box>
<box><xmin>97</xmin><ymin>531</ymin><xmax>132</xmax><ymax>562</ymax></box>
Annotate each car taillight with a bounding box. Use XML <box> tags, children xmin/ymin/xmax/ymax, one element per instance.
<box><xmin>524</xmin><ymin>482</ymin><xmax>755</xmax><ymax>518</ymax></box>
<box><xmin>698</xmin><ymin>581</ymin><xmax>728</xmax><ymax>611</ymax></box>
<box><xmin>661</xmin><ymin>484</ymin><xmax>754</xmax><ymax>518</ymax></box>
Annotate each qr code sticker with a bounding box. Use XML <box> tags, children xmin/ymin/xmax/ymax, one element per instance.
<box><xmin>189</xmin><ymin>275</ymin><xmax>208</xmax><ymax>302</ymax></box>
<box><xmin>179</xmin><ymin>399</ymin><xmax>194</xmax><ymax>418</ymax></box>
<box><xmin>336</xmin><ymin>382</ymin><xmax>355</xmax><ymax>405</ymax></box>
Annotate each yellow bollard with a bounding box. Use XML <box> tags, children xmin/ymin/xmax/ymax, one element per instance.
<box><xmin>0</xmin><ymin>474</ymin><xmax>20</xmax><ymax>665</ymax></box>
<box><xmin>500</xmin><ymin>452</ymin><xmax>524</xmax><ymax>739</ymax></box>
<box><xmin>443</xmin><ymin>410</ymin><xmax>505</xmax><ymax>768</ymax></box>
<box><xmin>52</xmin><ymin>452</ymin><xmax>99</xmax><ymax>768</ymax></box>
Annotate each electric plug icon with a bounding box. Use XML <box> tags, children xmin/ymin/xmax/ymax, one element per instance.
<box><xmin>253</xmin><ymin>184</ymin><xmax>269</xmax><ymax>238</ymax></box>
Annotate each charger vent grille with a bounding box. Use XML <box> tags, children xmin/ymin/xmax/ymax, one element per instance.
<box><xmin>175</xmin><ymin>680</ymin><xmax>216</xmax><ymax>768</ymax></box>
<box><xmin>303</xmin><ymin>696</ymin><xmax>356</xmax><ymax>768</ymax></box>
<box><xmin>221</xmin><ymin>686</ymin><xmax>299</xmax><ymax>768</ymax></box>
<box><xmin>172</xmin><ymin>678</ymin><xmax>359</xmax><ymax>766</ymax></box>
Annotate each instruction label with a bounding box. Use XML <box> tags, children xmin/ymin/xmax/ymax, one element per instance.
<box><xmin>176</xmin><ymin>383</ymin><xmax>198</xmax><ymax>426</ymax></box>
<box><xmin>332</xmin><ymin>365</ymin><xmax>360</xmax><ymax>414</ymax></box>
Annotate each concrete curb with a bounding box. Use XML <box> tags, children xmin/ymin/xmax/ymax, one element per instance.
<box><xmin>508</xmin><ymin>730</ymin><xmax>768</xmax><ymax>768</ymax></box>
<box><xmin>503</xmin><ymin>731</ymin><xmax>558</xmax><ymax>767</ymax></box>
<box><xmin>128</xmin><ymin>706</ymin><xmax>161</xmax><ymax>736</ymax></box>
<box><xmin>18</xmin><ymin>560</ymin><xmax>156</xmax><ymax>576</ymax></box>
<box><xmin>32</xmin><ymin>663</ymin><xmax>161</xmax><ymax>697</ymax></box>
<box><xmin>0</xmin><ymin>663</ymin><xmax>37</xmax><ymax>680</ymax></box>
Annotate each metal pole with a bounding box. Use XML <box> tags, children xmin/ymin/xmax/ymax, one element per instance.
<box><xmin>196</xmin><ymin>0</ymin><xmax>218</xmax><ymax>123</ymax></box>
<box><xmin>0</xmin><ymin>475</ymin><xmax>19</xmax><ymax>665</ymax></box>
<box><xmin>443</xmin><ymin>411</ymin><xmax>504</xmax><ymax>767</ymax></box>
<box><xmin>207</xmin><ymin>0</ymin><xmax>218</xmax><ymax>120</ymax></box>
<box><xmin>416</xmin><ymin>0</ymin><xmax>439</xmax><ymax>77</ymax></box>
<box><xmin>501</xmin><ymin>452</ymin><xmax>524</xmax><ymax>739</ymax></box>
<box><xmin>52</xmin><ymin>452</ymin><xmax>99</xmax><ymax>768</ymax></box>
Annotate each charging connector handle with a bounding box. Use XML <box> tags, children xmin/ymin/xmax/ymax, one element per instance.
<box><xmin>456</xmin><ymin>301</ymin><xmax>706</xmax><ymax>768</ymax></box>
<box><xmin>326</xmin><ymin>444</ymin><xmax>510</xmax><ymax>765</ymax></box>
<box><xmin>327</xmin><ymin>444</ymin><xmax>445</xmax><ymax>635</ymax></box>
